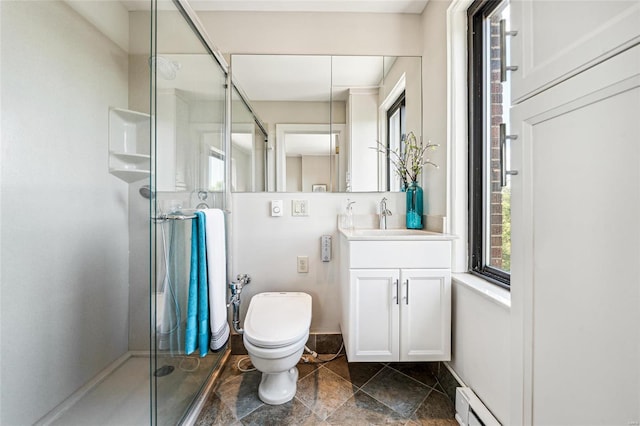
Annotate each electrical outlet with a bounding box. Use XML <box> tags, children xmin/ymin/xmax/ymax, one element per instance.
<box><xmin>297</xmin><ymin>256</ymin><xmax>309</xmax><ymax>273</ymax></box>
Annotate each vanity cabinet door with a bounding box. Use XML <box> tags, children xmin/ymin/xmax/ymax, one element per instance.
<box><xmin>349</xmin><ymin>269</ymin><xmax>400</xmax><ymax>362</ymax></box>
<box><xmin>399</xmin><ymin>269</ymin><xmax>451</xmax><ymax>362</ymax></box>
<box><xmin>510</xmin><ymin>0</ymin><xmax>640</xmax><ymax>104</ymax></box>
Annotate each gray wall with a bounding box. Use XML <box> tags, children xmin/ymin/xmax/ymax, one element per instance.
<box><xmin>0</xmin><ymin>2</ymin><xmax>131</xmax><ymax>423</ymax></box>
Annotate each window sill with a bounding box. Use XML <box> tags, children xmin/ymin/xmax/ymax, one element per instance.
<box><xmin>452</xmin><ymin>272</ymin><xmax>511</xmax><ymax>310</ymax></box>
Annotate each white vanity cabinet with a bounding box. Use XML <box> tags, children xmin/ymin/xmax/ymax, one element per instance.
<box><xmin>339</xmin><ymin>233</ymin><xmax>452</xmax><ymax>362</ymax></box>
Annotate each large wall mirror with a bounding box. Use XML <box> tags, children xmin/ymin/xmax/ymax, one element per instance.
<box><xmin>230</xmin><ymin>54</ymin><xmax>422</xmax><ymax>193</ymax></box>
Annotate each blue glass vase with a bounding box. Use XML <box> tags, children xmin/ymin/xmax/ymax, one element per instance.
<box><xmin>406</xmin><ymin>181</ymin><xmax>423</xmax><ymax>229</ymax></box>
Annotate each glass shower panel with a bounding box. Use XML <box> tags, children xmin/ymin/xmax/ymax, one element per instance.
<box><xmin>151</xmin><ymin>1</ymin><xmax>228</xmax><ymax>424</ymax></box>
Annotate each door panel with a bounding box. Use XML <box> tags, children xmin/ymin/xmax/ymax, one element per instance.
<box><xmin>510</xmin><ymin>0</ymin><xmax>640</xmax><ymax>103</ymax></box>
<box><xmin>400</xmin><ymin>269</ymin><xmax>451</xmax><ymax>361</ymax></box>
<box><xmin>350</xmin><ymin>269</ymin><xmax>399</xmax><ymax>361</ymax></box>
<box><xmin>511</xmin><ymin>45</ymin><xmax>640</xmax><ymax>425</ymax></box>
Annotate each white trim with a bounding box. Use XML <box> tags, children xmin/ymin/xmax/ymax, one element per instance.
<box><xmin>381</xmin><ymin>73</ymin><xmax>406</xmax><ymax>111</ymax></box>
<box><xmin>443</xmin><ymin>360</ymin><xmax>467</xmax><ymax>388</ymax></box>
<box><xmin>379</xmin><ymin>73</ymin><xmax>407</xmax><ymax>191</ymax></box>
<box><xmin>452</xmin><ymin>273</ymin><xmax>511</xmax><ymax>310</ymax></box>
<box><xmin>446</xmin><ymin>0</ymin><xmax>473</xmax><ymax>273</ymax></box>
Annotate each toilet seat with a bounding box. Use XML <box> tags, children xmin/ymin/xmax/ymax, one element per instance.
<box><xmin>244</xmin><ymin>292</ymin><xmax>312</xmax><ymax>348</ymax></box>
<box><xmin>243</xmin><ymin>332</ymin><xmax>308</xmax><ymax>359</ymax></box>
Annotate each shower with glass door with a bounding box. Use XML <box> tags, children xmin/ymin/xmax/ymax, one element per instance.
<box><xmin>0</xmin><ymin>0</ymin><xmax>231</xmax><ymax>424</ymax></box>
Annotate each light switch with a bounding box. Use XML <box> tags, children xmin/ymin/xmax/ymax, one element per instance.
<box><xmin>292</xmin><ymin>200</ymin><xmax>308</xmax><ymax>216</ymax></box>
<box><xmin>271</xmin><ymin>200</ymin><xmax>283</xmax><ymax>217</ymax></box>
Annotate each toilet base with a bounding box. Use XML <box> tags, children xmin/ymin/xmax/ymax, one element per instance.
<box><xmin>258</xmin><ymin>367</ymin><xmax>299</xmax><ymax>405</ymax></box>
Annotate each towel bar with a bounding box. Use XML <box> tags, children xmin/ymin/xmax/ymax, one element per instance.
<box><xmin>153</xmin><ymin>213</ymin><xmax>196</xmax><ymax>223</ymax></box>
<box><xmin>153</xmin><ymin>208</ymin><xmax>230</xmax><ymax>223</ymax></box>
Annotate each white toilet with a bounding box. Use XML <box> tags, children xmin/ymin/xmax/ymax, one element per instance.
<box><xmin>243</xmin><ymin>292</ymin><xmax>312</xmax><ymax>405</ymax></box>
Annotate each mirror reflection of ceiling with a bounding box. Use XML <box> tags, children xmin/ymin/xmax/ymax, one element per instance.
<box><xmin>285</xmin><ymin>134</ymin><xmax>335</xmax><ymax>156</ymax></box>
<box><xmin>231</xmin><ymin>55</ymin><xmax>396</xmax><ymax>102</ymax></box>
<box><xmin>232</xmin><ymin>55</ymin><xmax>332</xmax><ymax>102</ymax></box>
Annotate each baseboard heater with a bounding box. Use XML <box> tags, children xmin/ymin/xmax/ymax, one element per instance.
<box><xmin>455</xmin><ymin>387</ymin><xmax>501</xmax><ymax>426</ymax></box>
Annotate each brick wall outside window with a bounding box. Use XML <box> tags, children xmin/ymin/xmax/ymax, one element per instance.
<box><xmin>489</xmin><ymin>20</ymin><xmax>504</xmax><ymax>269</ymax></box>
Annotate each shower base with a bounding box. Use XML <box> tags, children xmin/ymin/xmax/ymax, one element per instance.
<box><xmin>39</xmin><ymin>349</ymin><xmax>226</xmax><ymax>426</ymax></box>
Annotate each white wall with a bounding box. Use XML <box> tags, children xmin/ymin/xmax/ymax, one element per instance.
<box><xmin>449</xmin><ymin>277</ymin><xmax>510</xmax><ymax>424</ymax></box>
<box><xmin>232</xmin><ymin>192</ymin><xmax>407</xmax><ymax>332</ymax></box>
<box><xmin>200</xmin><ymin>11</ymin><xmax>430</xmax><ymax>333</ymax></box>
<box><xmin>348</xmin><ymin>90</ymin><xmax>378</xmax><ymax>192</ymax></box>
<box><xmin>421</xmin><ymin>0</ymin><xmax>449</xmax><ymax>217</ymax></box>
<box><xmin>0</xmin><ymin>2</ymin><xmax>130</xmax><ymax>424</ymax></box>
<box><xmin>301</xmin><ymin>155</ymin><xmax>331</xmax><ymax>192</ymax></box>
<box><xmin>286</xmin><ymin>157</ymin><xmax>303</xmax><ymax>191</ymax></box>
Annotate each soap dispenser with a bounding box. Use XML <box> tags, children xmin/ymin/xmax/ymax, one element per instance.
<box><xmin>344</xmin><ymin>199</ymin><xmax>355</xmax><ymax>230</ymax></box>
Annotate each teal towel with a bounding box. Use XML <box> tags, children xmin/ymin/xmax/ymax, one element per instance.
<box><xmin>185</xmin><ymin>212</ymin><xmax>209</xmax><ymax>357</ymax></box>
<box><xmin>195</xmin><ymin>211</ymin><xmax>209</xmax><ymax>357</ymax></box>
<box><xmin>185</xmin><ymin>216</ymin><xmax>198</xmax><ymax>355</ymax></box>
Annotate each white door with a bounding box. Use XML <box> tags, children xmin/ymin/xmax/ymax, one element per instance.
<box><xmin>510</xmin><ymin>45</ymin><xmax>640</xmax><ymax>425</ymax></box>
<box><xmin>399</xmin><ymin>269</ymin><xmax>451</xmax><ymax>361</ymax></box>
<box><xmin>349</xmin><ymin>269</ymin><xmax>399</xmax><ymax>361</ymax></box>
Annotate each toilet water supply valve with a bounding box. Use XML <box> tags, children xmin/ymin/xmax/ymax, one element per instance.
<box><xmin>228</xmin><ymin>274</ymin><xmax>251</xmax><ymax>334</ymax></box>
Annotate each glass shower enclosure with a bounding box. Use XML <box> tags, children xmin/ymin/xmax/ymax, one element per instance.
<box><xmin>0</xmin><ymin>0</ymin><xmax>229</xmax><ymax>424</ymax></box>
<box><xmin>149</xmin><ymin>0</ymin><xmax>230</xmax><ymax>424</ymax></box>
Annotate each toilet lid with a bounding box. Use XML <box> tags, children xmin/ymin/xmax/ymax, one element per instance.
<box><xmin>244</xmin><ymin>292</ymin><xmax>312</xmax><ymax>348</ymax></box>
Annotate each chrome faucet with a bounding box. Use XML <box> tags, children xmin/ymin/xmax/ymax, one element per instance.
<box><xmin>379</xmin><ymin>197</ymin><xmax>392</xmax><ymax>230</ymax></box>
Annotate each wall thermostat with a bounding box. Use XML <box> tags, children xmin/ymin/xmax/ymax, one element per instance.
<box><xmin>271</xmin><ymin>200</ymin><xmax>283</xmax><ymax>217</ymax></box>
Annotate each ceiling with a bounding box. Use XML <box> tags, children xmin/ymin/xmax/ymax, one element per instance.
<box><xmin>122</xmin><ymin>0</ymin><xmax>429</xmax><ymax>14</ymax></box>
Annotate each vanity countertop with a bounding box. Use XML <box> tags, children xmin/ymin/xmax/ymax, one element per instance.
<box><xmin>338</xmin><ymin>226</ymin><xmax>457</xmax><ymax>241</ymax></box>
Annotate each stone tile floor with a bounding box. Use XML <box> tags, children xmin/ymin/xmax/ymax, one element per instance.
<box><xmin>196</xmin><ymin>355</ymin><xmax>458</xmax><ymax>425</ymax></box>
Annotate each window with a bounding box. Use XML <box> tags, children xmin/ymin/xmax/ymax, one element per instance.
<box><xmin>386</xmin><ymin>91</ymin><xmax>406</xmax><ymax>191</ymax></box>
<box><xmin>468</xmin><ymin>0</ymin><xmax>512</xmax><ymax>287</ymax></box>
<box><xmin>208</xmin><ymin>147</ymin><xmax>225</xmax><ymax>191</ymax></box>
